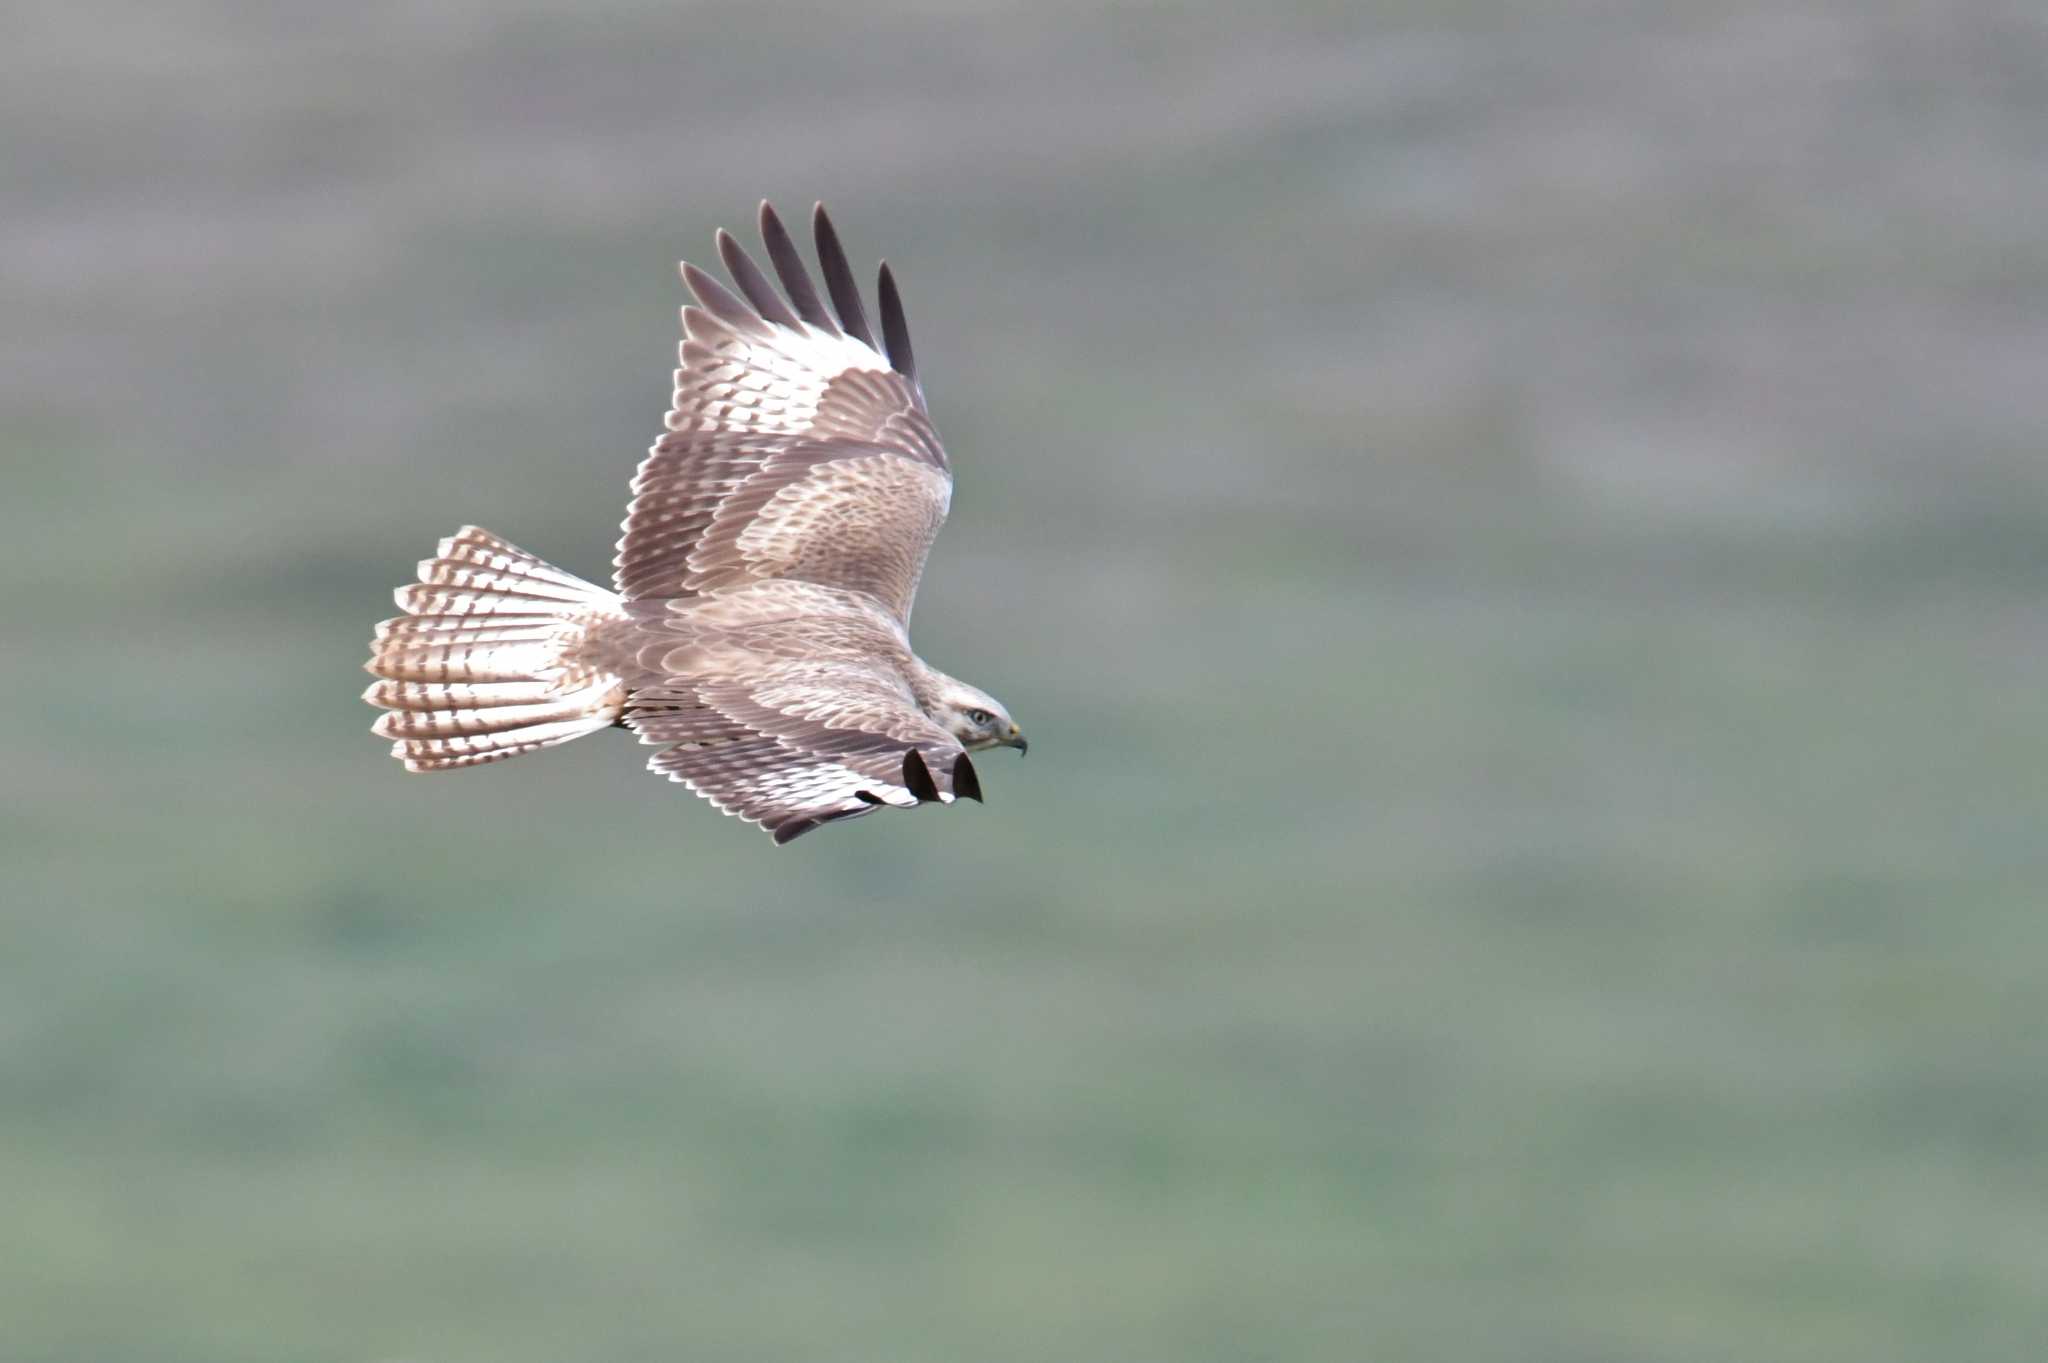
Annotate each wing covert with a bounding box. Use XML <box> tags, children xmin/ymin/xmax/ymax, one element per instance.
<box><xmin>627</xmin><ymin>658</ymin><xmax>979</xmax><ymax>843</ymax></box>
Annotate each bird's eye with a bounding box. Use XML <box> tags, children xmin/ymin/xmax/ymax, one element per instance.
<box><xmin>966</xmin><ymin>708</ymin><xmax>992</xmax><ymax>726</ymax></box>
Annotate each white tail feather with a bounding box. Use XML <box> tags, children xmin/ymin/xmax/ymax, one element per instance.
<box><xmin>364</xmin><ymin>527</ymin><xmax>627</xmax><ymax>771</ymax></box>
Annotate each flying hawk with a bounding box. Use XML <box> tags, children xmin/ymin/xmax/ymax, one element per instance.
<box><xmin>362</xmin><ymin>202</ymin><xmax>1025</xmax><ymax>843</ymax></box>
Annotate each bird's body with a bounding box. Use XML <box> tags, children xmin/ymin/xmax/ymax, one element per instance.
<box><xmin>362</xmin><ymin>203</ymin><xmax>1023</xmax><ymax>843</ymax></box>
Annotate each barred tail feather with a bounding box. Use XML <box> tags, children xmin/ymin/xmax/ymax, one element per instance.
<box><xmin>363</xmin><ymin>527</ymin><xmax>627</xmax><ymax>771</ymax></box>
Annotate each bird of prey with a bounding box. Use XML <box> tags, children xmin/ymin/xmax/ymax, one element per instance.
<box><xmin>362</xmin><ymin>202</ymin><xmax>1025</xmax><ymax>843</ymax></box>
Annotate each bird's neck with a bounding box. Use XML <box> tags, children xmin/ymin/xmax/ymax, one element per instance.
<box><xmin>903</xmin><ymin>656</ymin><xmax>953</xmax><ymax>720</ymax></box>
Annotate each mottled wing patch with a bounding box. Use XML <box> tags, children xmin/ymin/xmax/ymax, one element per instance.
<box><xmin>676</xmin><ymin>447</ymin><xmax>949</xmax><ymax>621</ymax></box>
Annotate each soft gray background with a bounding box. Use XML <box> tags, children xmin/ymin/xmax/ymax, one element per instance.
<box><xmin>6</xmin><ymin>2</ymin><xmax>2047</xmax><ymax>1360</ymax></box>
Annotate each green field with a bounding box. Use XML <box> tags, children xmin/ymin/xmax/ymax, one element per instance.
<box><xmin>6</xmin><ymin>3</ymin><xmax>2047</xmax><ymax>1359</ymax></box>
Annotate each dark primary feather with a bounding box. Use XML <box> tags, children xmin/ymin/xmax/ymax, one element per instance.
<box><xmin>691</xmin><ymin>202</ymin><xmax>921</xmax><ymax>387</ymax></box>
<box><xmin>715</xmin><ymin>229</ymin><xmax>801</xmax><ymax>330</ymax></box>
<box><xmin>877</xmin><ymin>261</ymin><xmax>917</xmax><ymax>387</ymax></box>
<box><xmin>759</xmin><ymin>201</ymin><xmax>834</xmax><ymax>331</ymax></box>
<box><xmin>812</xmin><ymin>203</ymin><xmax>877</xmax><ymax>349</ymax></box>
<box><xmin>680</xmin><ymin>262</ymin><xmax>767</xmax><ymax>335</ymax></box>
<box><xmin>771</xmin><ymin>814</ymin><xmax>828</xmax><ymax>844</ymax></box>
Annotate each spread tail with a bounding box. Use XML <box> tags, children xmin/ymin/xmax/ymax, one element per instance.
<box><xmin>362</xmin><ymin>526</ymin><xmax>626</xmax><ymax>771</ymax></box>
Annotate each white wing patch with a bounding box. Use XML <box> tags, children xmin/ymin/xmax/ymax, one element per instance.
<box><xmin>675</xmin><ymin>318</ymin><xmax>889</xmax><ymax>436</ymax></box>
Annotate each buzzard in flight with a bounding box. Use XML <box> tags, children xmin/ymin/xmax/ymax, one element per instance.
<box><xmin>363</xmin><ymin>203</ymin><xmax>1025</xmax><ymax>843</ymax></box>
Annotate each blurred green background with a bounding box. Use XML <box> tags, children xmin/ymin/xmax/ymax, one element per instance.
<box><xmin>6</xmin><ymin>2</ymin><xmax>2047</xmax><ymax>1360</ymax></box>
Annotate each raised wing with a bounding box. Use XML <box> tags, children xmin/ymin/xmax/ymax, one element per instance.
<box><xmin>627</xmin><ymin>659</ymin><xmax>984</xmax><ymax>843</ymax></box>
<box><xmin>615</xmin><ymin>203</ymin><xmax>951</xmax><ymax>626</ymax></box>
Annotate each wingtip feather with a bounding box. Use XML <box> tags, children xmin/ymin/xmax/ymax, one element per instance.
<box><xmin>877</xmin><ymin>260</ymin><xmax>917</xmax><ymax>386</ymax></box>
<box><xmin>759</xmin><ymin>199</ymin><xmax>835</xmax><ymax>331</ymax></box>
<box><xmin>717</xmin><ymin>227</ymin><xmax>801</xmax><ymax>329</ymax></box>
<box><xmin>812</xmin><ymin>202</ymin><xmax>876</xmax><ymax>349</ymax></box>
<box><xmin>681</xmin><ymin>260</ymin><xmax>758</xmax><ymax>331</ymax></box>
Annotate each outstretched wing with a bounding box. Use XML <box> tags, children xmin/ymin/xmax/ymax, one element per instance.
<box><xmin>615</xmin><ymin>202</ymin><xmax>952</xmax><ymax>627</ymax></box>
<box><xmin>627</xmin><ymin>659</ymin><xmax>984</xmax><ymax>844</ymax></box>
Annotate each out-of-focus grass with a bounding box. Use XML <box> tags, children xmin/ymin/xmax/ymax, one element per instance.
<box><xmin>5</xmin><ymin>2</ymin><xmax>2047</xmax><ymax>1360</ymax></box>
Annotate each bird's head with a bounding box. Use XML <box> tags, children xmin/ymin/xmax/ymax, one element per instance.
<box><xmin>932</xmin><ymin>679</ymin><xmax>1026</xmax><ymax>755</ymax></box>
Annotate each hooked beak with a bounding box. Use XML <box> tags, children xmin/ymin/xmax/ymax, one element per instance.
<box><xmin>1003</xmin><ymin>725</ymin><xmax>1028</xmax><ymax>757</ymax></box>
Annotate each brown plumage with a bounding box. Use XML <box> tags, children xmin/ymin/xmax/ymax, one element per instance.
<box><xmin>363</xmin><ymin>203</ymin><xmax>1025</xmax><ymax>843</ymax></box>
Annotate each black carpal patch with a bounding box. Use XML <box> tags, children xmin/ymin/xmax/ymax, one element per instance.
<box><xmin>902</xmin><ymin>749</ymin><xmax>941</xmax><ymax>802</ymax></box>
<box><xmin>952</xmin><ymin>753</ymin><xmax>983</xmax><ymax>803</ymax></box>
